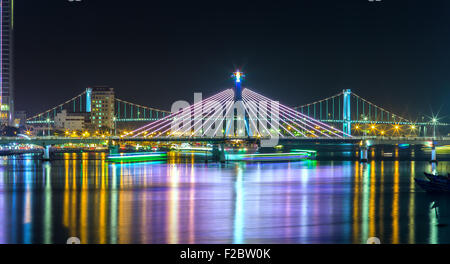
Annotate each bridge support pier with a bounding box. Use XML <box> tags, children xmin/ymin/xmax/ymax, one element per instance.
<box><xmin>430</xmin><ymin>144</ymin><xmax>438</xmax><ymax>174</ymax></box>
<box><xmin>42</xmin><ymin>145</ymin><xmax>52</xmax><ymax>161</ymax></box>
<box><xmin>360</xmin><ymin>145</ymin><xmax>368</xmax><ymax>163</ymax></box>
<box><xmin>109</xmin><ymin>145</ymin><xmax>119</xmax><ymax>155</ymax></box>
<box><xmin>212</xmin><ymin>144</ymin><xmax>226</xmax><ymax>163</ymax></box>
<box><xmin>219</xmin><ymin>144</ymin><xmax>226</xmax><ymax>163</ymax></box>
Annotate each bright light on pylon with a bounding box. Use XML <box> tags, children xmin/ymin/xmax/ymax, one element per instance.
<box><xmin>233</xmin><ymin>70</ymin><xmax>244</xmax><ymax>83</ymax></box>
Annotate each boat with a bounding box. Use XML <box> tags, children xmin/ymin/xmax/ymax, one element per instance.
<box><xmin>424</xmin><ymin>172</ymin><xmax>450</xmax><ymax>183</ymax></box>
<box><xmin>225</xmin><ymin>150</ymin><xmax>316</xmax><ymax>162</ymax></box>
<box><xmin>107</xmin><ymin>152</ymin><xmax>167</xmax><ymax>162</ymax></box>
<box><xmin>415</xmin><ymin>172</ymin><xmax>450</xmax><ymax>193</ymax></box>
<box><xmin>415</xmin><ymin>178</ymin><xmax>450</xmax><ymax>193</ymax></box>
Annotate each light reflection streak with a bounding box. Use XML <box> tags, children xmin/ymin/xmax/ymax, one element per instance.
<box><xmin>285</xmin><ymin>163</ymin><xmax>292</xmax><ymax>241</ymax></box>
<box><xmin>342</xmin><ymin>162</ymin><xmax>352</xmax><ymax>243</ymax></box>
<box><xmin>118</xmin><ymin>162</ymin><xmax>131</xmax><ymax>244</ymax></box>
<box><xmin>140</xmin><ymin>165</ymin><xmax>148</xmax><ymax>244</ymax></box>
<box><xmin>110</xmin><ymin>163</ymin><xmax>118</xmax><ymax>244</ymax></box>
<box><xmin>392</xmin><ymin>161</ymin><xmax>400</xmax><ymax>244</ymax></box>
<box><xmin>369</xmin><ymin>161</ymin><xmax>376</xmax><ymax>238</ymax></box>
<box><xmin>379</xmin><ymin>161</ymin><xmax>384</xmax><ymax>238</ymax></box>
<box><xmin>23</xmin><ymin>157</ymin><xmax>32</xmax><ymax>244</ymax></box>
<box><xmin>0</xmin><ymin>164</ymin><xmax>4</xmax><ymax>243</ymax></box>
<box><xmin>233</xmin><ymin>164</ymin><xmax>244</xmax><ymax>244</ymax></box>
<box><xmin>409</xmin><ymin>161</ymin><xmax>415</xmax><ymax>244</ymax></box>
<box><xmin>429</xmin><ymin>202</ymin><xmax>438</xmax><ymax>244</ymax></box>
<box><xmin>99</xmin><ymin>156</ymin><xmax>107</xmax><ymax>244</ymax></box>
<box><xmin>63</xmin><ymin>154</ymin><xmax>69</xmax><ymax>228</ymax></box>
<box><xmin>80</xmin><ymin>153</ymin><xmax>88</xmax><ymax>243</ymax></box>
<box><xmin>361</xmin><ymin>163</ymin><xmax>369</xmax><ymax>243</ymax></box>
<box><xmin>299</xmin><ymin>164</ymin><xmax>310</xmax><ymax>244</ymax></box>
<box><xmin>70</xmin><ymin>153</ymin><xmax>77</xmax><ymax>237</ymax></box>
<box><xmin>352</xmin><ymin>161</ymin><xmax>360</xmax><ymax>243</ymax></box>
<box><xmin>43</xmin><ymin>162</ymin><xmax>52</xmax><ymax>244</ymax></box>
<box><xmin>167</xmin><ymin>164</ymin><xmax>180</xmax><ymax>244</ymax></box>
<box><xmin>188</xmin><ymin>162</ymin><xmax>195</xmax><ymax>244</ymax></box>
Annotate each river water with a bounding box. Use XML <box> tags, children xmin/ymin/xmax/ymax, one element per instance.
<box><xmin>0</xmin><ymin>152</ymin><xmax>450</xmax><ymax>244</ymax></box>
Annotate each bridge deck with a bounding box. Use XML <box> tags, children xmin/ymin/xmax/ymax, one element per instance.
<box><xmin>1</xmin><ymin>136</ymin><xmax>449</xmax><ymax>146</ymax></box>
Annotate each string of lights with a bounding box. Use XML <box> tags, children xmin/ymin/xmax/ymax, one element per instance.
<box><xmin>115</xmin><ymin>98</ymin><xmax>171</xmax><ymax>114</ymax></box>
<box><xmin>130</xmin><ymin>89</ymin><xmax>234</xmax><ymax>137</ymax></box>
<box><xmin>27</xmin><ymin>91</ymin><xmax>87</xmax><ymax>121</ymax></box>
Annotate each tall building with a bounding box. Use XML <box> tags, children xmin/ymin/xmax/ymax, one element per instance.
<box><xmin>90</xmin><ymin>86</ymin><xmax>115</xmax><ymax>130</ymax></box>
<box><xmin>0</xmin><ymin>0</ymin><xmax>13</xmax><ymax>126</ymax></box>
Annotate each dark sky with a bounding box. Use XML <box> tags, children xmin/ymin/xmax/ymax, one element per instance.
<box><xmin>14</xmin><ymin>0</ymin><xmax>450</xmax><ymax>122</ymax></box>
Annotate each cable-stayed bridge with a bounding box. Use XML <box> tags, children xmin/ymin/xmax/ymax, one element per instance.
<box><xmin>24</xmin><ymin>74</ymin><xmax>448</xmax><ymax>139</ymax></box>
<box><xmin>10</xmin><ymin>72</ymin><xmax>449</xmax><ymax>164</ymax></box>
<box><xmin>128</xmin><ymin>87</ymin><xmax>351</xmax><ymax>140</ymax></box>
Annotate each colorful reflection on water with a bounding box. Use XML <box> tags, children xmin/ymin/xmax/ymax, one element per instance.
<box><xmin>0</xmin><ymin>152</ymin><xmax>449</xmax><ymax>244</ymax></box>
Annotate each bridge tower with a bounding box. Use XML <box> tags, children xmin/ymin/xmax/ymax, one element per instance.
<box><xmin>86</xmin><ymin>87</ymin><xmax>92</xmax><ymax>113</ymax></box>
<box><xmin>230</xmin><ymin>70</ymin><xmax>251</xmax><ymax>137</ymax></box>
<box><xmin>343</xmin><ymin>89</ymin><xmax>351</xmax><ymax>136</ymax></box>
<box><xmin>233</xmin><ymin>71</ymin><xmax>243</xmax><ymax>101</ymax></box>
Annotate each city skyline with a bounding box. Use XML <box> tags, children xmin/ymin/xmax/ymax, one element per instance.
<box><xmin>12</xmin><ymin>0</ymin><xmax>450</xmax><ymax>122</ymax></box>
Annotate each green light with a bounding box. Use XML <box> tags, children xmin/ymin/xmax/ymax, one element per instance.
<box><xmin>11</xmin><ymin>0</ymin><xmax>14</xmax><ymax>29</ymax></box>
<box><xmin>107</xmin><ymin>152</ymin><xmax>167</xmax><ymax>162</ymax></box>
<box><xmin>225</xmin><ymin>152</ymin><xmax>313</xmax><ymax>161</ymax></box>
<box><xmin>290</xmin><ymin>149</ymin><xmax>317</xmax><ymax>154</ymax></box>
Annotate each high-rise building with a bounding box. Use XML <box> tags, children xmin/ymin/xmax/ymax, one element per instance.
<box><xmin>90</xmin><ymin>86</ymin><xmax>115</xmax><ymax>130</ymax></box>
<box><xmin>0</xmin><ymin>1</ymin><xmax>13</xmax><ymax>126</ymax></box>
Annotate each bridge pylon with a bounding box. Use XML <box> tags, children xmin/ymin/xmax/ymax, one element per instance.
<box><xmin>343</xmin><ymin>89</ymin><xmax>351</xmax><ymax>137</ymax></box>
<box><xmin>86</xmin><ymin>87</ymin><xmax>92</xmax><ymax>113</ymax></box>
<box><xmin>232</xmin><ymin>70</ymin><xmax>251</xmax><ymax>137</ymax></box>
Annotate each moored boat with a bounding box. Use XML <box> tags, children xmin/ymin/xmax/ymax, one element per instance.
<box><xmin>416</xmin><ymin>171</ymin><xmax>450</xmax><ymax>193</ymax></box>
<box><xmin>225</xmin><ymin>150</ymin><xmax>316</xmax><ymax>162</ymax></box>
<box><xmin>415</xmin><ymin>178</ymin><xmax>450</xmax><ymax>193</ymax></box>
<box><xmin>107</xmin><ymin>152</ymin><xmax>167</xmax><ymax>162</ymax></box>
<box><xmin>424</xmin><ymin>172</ymin><xmax>450</xmax><ymax>183</ymax></box>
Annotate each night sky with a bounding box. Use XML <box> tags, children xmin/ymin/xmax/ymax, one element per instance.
<box><xmin>14</xmin><ymin>0</ymin><xmax>450</xmax><ymax>122</ymax></box>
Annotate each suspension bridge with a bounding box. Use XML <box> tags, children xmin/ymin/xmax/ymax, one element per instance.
<box><xmin>294</xmin><ymin>90</ymin><xmax>448</xmax><ymax>137</ymax></box>
<box><xmin>26</xmin><ymin>87</ymin><xmax>171</xmax><ymax>125</ymax></box>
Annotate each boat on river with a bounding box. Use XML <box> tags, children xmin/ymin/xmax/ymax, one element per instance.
<box><xmin>415</xmin><ymin>172</ymin><xmax>450</xmax><ymax>193</ymax></box>
<box><xmin>424</xmin><ymin>172</ymin><xmax>450</xmax><ymax>183</ymax></box>
<box><xmin>225</xmin><ymin>150</ymin><xmax>316</xmax><ymax>162</ymax></box>
<box><xmin>107</xmin><ymin>152</ymin><xmax>167</xmax><ymax>162</ymax></box>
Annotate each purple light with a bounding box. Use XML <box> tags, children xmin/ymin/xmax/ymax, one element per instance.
<box><xmin>157</xmin><ymin>90</ymin><xmax>233</xmax><ymax>137</ymax></box>
<box><xmin>243</xmin><ymin>91</ymin><xmax>327</xmax><ymax>137</ymax></box>
<box><xmin>243</xmin><ymin>89</ymin><xmax>350</xmax><ymax>138</ymax></box>
<box><xmin>131</xmin><ymin>89</ymin><xmax>233</xmax><ymax>137</ymax></box>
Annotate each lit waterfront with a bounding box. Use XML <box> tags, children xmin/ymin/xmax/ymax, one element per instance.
<box><xmin>0</xmin><ymin>152</ymin><xmax>450</xmax><ymax>244</ymax></box>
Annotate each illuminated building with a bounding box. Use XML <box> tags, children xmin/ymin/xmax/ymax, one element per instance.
<box><xmin>54</xmin><ymin>110</ymin><xmax>86</xmax><ymax>131</ymax></box>
<box><xmin>90</xmin><ymin>86</ymin><xmax>115</xmax><ymax>129</ymax></box>
<box><xmin>0</xmin><ymin>0</ymin><xmax>13</xmax><ymax>125</ymax></box>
